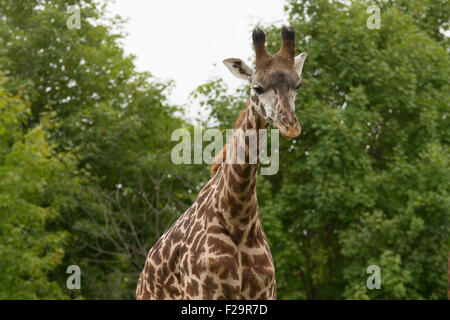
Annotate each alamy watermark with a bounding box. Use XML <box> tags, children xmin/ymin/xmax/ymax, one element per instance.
<box><xmin>366</xmin><ymin>5</ymin><xmax>381</xmax><ymax>30</ymax></box>
<box><xmin>66</xmin><ymin>265</ymin><xmax>81</xmax><ymax>289</ymax></box>
<box><xmin>171</xmin><ymin>123</ymin><xmax>280</xmax><ymax>175</ymax></box>
<box><xmin>366</xmin><ymin>265</ymin><xmax>381</xmax><ymax>289</ymax></box>
<box><xmin>67</xmin><ymin>5</ymin><xmax>81</xmax><ymax>30</ymax></box>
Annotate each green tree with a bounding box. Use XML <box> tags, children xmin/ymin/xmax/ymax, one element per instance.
<box><xmin>0</xmin><ymin>81</ymin><xmax>79</xmax><ymax>299</ymax></box>
<box><xmin>1</xmin><ymin>0</ymin><xmax>448</xmax><ymax>300</ymax></box>
<box><xmin>0</xmin><ymin>0</ymin><xmax>206</xmax><ymax>299</ymax></box>
<box><xmin>194</xmin><ymin>0</ymin><xmax>449</xmax><ymax>299</ymax></box>
<box><xmin>266</xmin><ymin>0</ymin><xmax>449</xmax><ymax>299</ymax></box>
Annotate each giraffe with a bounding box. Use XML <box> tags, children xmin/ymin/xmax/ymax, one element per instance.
<box><xmin>136</xmin><ymin>26</ymin><xmax>307</xmax><ymax>300</ymax></box>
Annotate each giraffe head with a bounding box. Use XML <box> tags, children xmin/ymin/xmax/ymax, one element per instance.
<box><xmin>223</xmin><ymin>26</ymin><xmax>307</xmax><ymax>140</ymax></box>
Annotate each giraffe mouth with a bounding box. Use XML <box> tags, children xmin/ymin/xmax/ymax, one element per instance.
<box><xmin>274</xmin><ymin>114</ymin><xmax>301</xmax><ymax>140</ymax></box>
<box><xmin>279</xmin><ymin>125</ymin><xmax>301</xmax><ymax>140</ymax></box>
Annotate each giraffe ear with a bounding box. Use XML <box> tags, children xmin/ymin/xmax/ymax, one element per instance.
<box><xmin>294</xmin><ymin>52</ymin><xmax>307</xmax><ymax>76</ymax></box>
<box><xmin>223</xmin><ymin>58</ymin><xmax>253</xmax><ymax>81</ymax></box>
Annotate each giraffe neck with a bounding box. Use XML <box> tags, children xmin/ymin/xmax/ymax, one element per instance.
<box><xmin>214</xmin><ymin>97</ymin><xmax>269</xmax><ymax>241</ymax></box>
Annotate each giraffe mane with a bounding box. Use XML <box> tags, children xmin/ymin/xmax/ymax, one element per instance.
<box><xmin>210</xmin><ymin>100</ymin><xmax>249</xmax><ymax>176</ymax></box>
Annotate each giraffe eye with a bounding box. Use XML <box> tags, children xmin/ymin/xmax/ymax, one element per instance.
<box><xmin>253</xmin><ymin>86</ymin><xmax>265</xmax><ymax>95</ymax></box>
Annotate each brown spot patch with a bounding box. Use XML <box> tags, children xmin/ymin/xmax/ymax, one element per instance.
<box><xmin>168</xmin><ymin>244</ymin><xmax>180</xmax><ymax>271</ymax></box>
<box><xmin>155</xmin><ymin>285</ymin><xmax>165</xmax><ymax>299</ymax></box>
<box><xmin>221</xmin><ymin>283</ymin><xmax>240</xmax><ymax>299</ymax></box>
<box><xmin>182</xmin><ymin>256</ymin><xmax>189</xmax><ymax>274</ymax></box>
<box><xmin>242</xmin><ymin>269</ymin><xmax>260</xmax><ymax>299</ymax></box>
<box><xmin>171</xmin><ymin>229</ymin><xmax>183</xmax><ymax>243</ymax></box>
<box><xmin>257</xmin><ymin>291</ymin><xmax>268</xmax><ymax>299</ymax></box>
<box><xmin>260</xmin><ymin>104</ymin><xmax>266</xmax><ymax>117</ymax></box>
<box><xmin>208</xmin><ymin>255</ymin><xmax>239</xmax><ymax>280</ymax></box>
<box><xmin>152</xmin><ymin>250</ymin><xmax>162</xmax><ymax>264</ymax></box>
<box><xmin>207</xmin><ymin>225</ymin><xmax>224</xmax><ymax>234</ymax></box>
<box><xmin>146</xmin><ymin>264</ymin><xmax>156</xmax><ymax>293</ymax></box>
<box><xmin>241</xmin><ymin>252</ymin><xmax>252</xmax><ymax>267</ymax></box>
<box><xmin>228</xmin><ymin>194</ymin><xmax>243</xmax><ymax>217</ymax></box>
<box><xmin>220</xmin><ymin>196</ymin><xmax>230</xmax><ymax>212</ymax></box>
<box><xmin>186</xmin><ymin>279</ymin><xmax>199</xmax><ymax>297</ymax></box>
<box><xmin>228</xmin><ymin>169</ymin><xmax>249</xmax><ymax>191</ymax></box>
<box><xmin>202</xmin><ymin>276</ymin><xmax>219</xmax><ymax>299</ymax></box>
<box><xmin>191</xmin><ymin>255</ymin><xmax>206</xmax><ymax>278</ymax></box>
<box><xmin>166</xmin><ymin>275</ymin><xmax>180</xmax><ymax>299</ymax></box>
<box><xmin>230</xmin><ymin>227</ymin><xmax>245</xmax><ymax>244</ymax></box>
<box><xmin>161</xmin><ymin>241</ymin><xmax>171</xmax><ymax>259</ymax></box>
<box><xmin>240</xmin><ymin>216</ymin><xmax>250</xmax><ymax>225</ymax></box>
<box><xmin>157</xmin><ymin>262</ymin><xmax>169</xmax><ymax>284</ymax></box>
<box><xmin>207</xmin><ymin>236</ymin><xmax>236</xmax><ymax>256</ymax></box>
<box><xmin>234</xmin><ymin>164</ymin><xmax>251</xmax><ymax>179</ymax></box>
<box><xmin>253</xmin><ymin>253</ymin><xmax>270</xmax><ymax>267</ymax></box>
<box><xmin>245</xmin><ymin>223</ymin><xmax>260</xmax><ymax>248</ymax></box>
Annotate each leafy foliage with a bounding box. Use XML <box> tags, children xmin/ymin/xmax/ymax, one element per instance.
<box><xmin>0</xmin><ymin>0</ymin><xmax>448</xmax><ymax>299</ymax></box>
<box><xmin>0</xmin><ymin>82</ymin><xmax>78</xmax><ymax>299</ymax></box>
<box><xmin>195</xmin><ymin>0</ymin><xmax>449</xmax><ymax>299</ymax></box>
<box><xmin>0</xmin><ymin>0</ymin><xmax>206</xmax><ymax>299</ymax></box>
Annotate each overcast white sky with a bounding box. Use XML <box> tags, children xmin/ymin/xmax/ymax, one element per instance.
<box><xmin>107</xmin><ymin>0</ymin><xmax>287</xmax><ymax>119</ymax></box>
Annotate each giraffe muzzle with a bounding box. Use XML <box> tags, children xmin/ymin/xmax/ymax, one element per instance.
<box><xmin>275</xmin><ymin>113</ymin><xmax>301</xmax><ymax>140</ymax></box>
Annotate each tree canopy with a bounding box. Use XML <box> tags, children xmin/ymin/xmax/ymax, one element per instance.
<box><xmin>0</xmin><ymin>0</ymin><xmax>448</xmax><ymax>299</ymax></box>
<box><xmin>195</xmin><ymin>0</ymin><xmax>449</xmax><ymax>299</ymax></box>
